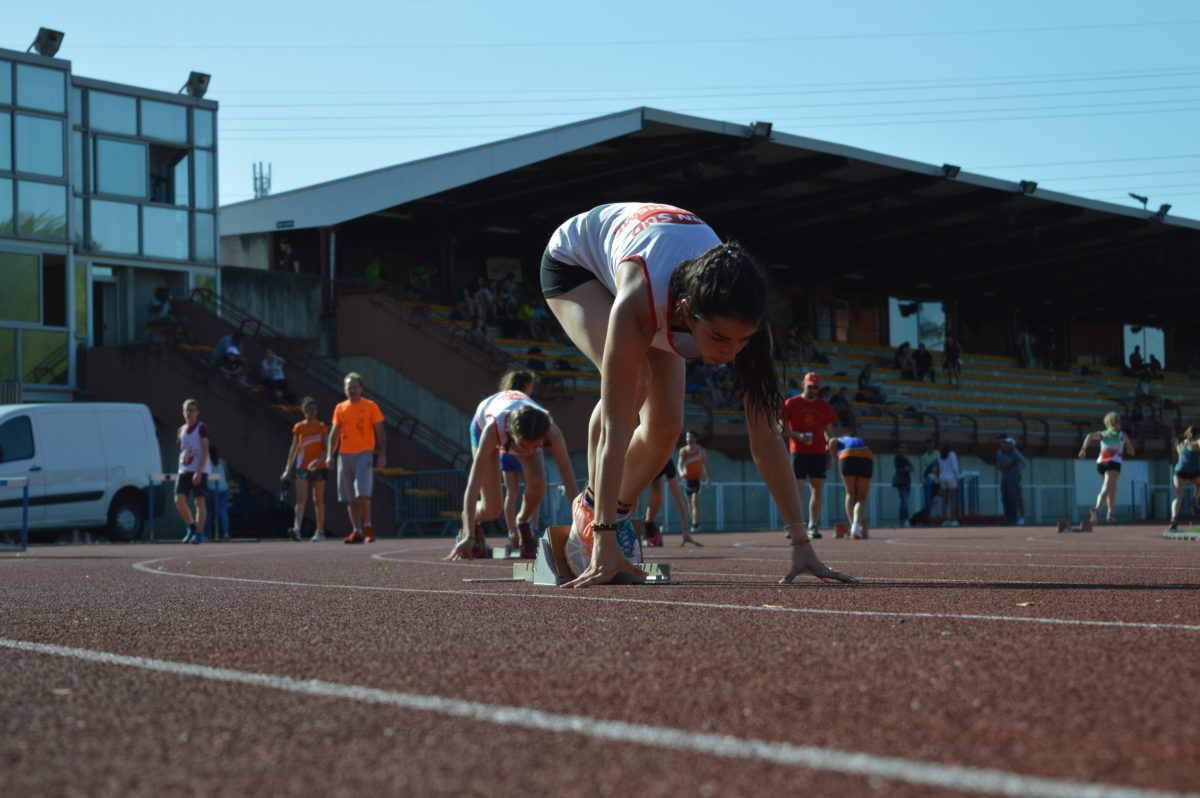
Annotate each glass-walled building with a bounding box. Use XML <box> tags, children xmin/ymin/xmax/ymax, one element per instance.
<box><xmin>0</xmin><ymin>45</ymin><xmax>217</xmax><ymax>401</ymax></box>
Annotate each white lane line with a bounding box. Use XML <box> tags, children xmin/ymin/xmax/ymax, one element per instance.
<box><xmin>131</xmin><ymin>557</ymin><xmax>1200</xmax><ymax>632</ymax></box>
<box><xmin>1</xmin><ymin>637</ymin><xmax>1193</xmax><ymax>798</ymax></box>
<box><xmin>365</xmin><ymin>553</ymin><xmax>1197</xmax><ymax>587</ymax></box>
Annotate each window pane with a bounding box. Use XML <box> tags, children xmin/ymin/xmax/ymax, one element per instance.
<box><xmin>0</xmin><ymin>415</ymin><xmax>35</xmax><ymax>461</ymax></box>
<box><xmin>143</xmin><ymin>205</ymin><xmax>189</xmax><ymax>259</ymax></box>
<box><xmin>194</xmin><ymin>108</ymin><xmax>214</xmax><ymax>148</ymax></box>
<box><xmin>0</xmin><ymin>177</ymin><xmax>12</xmax><ymax>234</ymax></box>
<box><xmin>72</xmin><ymin>195</ymin><xmax>84</xmax><ymax>247</ymax></box>
<box><xmin>90</xmin><ymin>199</ymin><xmax>138</xmax><ymax>254</ymax></box>
<box><xmin>72</xmin><ymin>87</ymin><xmax>83</xmax><ymax>125</ymax></box>
<box><xmin>94</xmin><ymin>138</ymin><xmax>146</xmax><ymax>198</ymax></box>
<box><xmin>0</xmin><ymin>111</ymin><xmax>10</xmax><ymax>171</ymax></box>
<box><xmin>0</xmin><ymin>61</ymin><xmax>11</xmax><ymax>105</ymax></box>
<box><xmin>0</xmin><ymin>251</ymin><xmax>40</xmax><ymax>323</ymax></box>
<box><xmin>172</xmin><ymin>152</ymin><xmax>190</xmax><ymax>206</ymax></box>
<box><xmin>88</xmin><ymin>91</ymin><xmax>136</xmax><ymax>135</ymax></box>
<box><xmin>75</xmin><ymin>262</ymin><xmax>87</xmax><ymax>333</ymax></box>
<box><xmin>142</xmin><ymin>100</ymin><xmax>187</xmax><ymax>143</ymax></box>
<box><xmin>194</xmin><ymin>149</ymin><xmax>213</xmax><ymax>210</ymax></box>
<box><xmin>71</xmin><ymin>130</ymin><xmax>83</xmax><ymax>189</ymax></box>
<box><xmin>15</xmin><ymin>114</ymin><xmax>64</xmax><ymax>177</ymax></box>
<box><xmin>22</xmin><ymin>329</ymin><xmax>69</xmax><ymax>384</ymax></box>
<box><xmin>0</xmin><ymin>329</ymin><xmax>15</xmax><ymax>381</ymax></box>
<box><xmin>16</xmin><ymin>64</ymin><xmax>65</xmax><ymax>114</ymax></box>
<box><xmin>195</xmin><ymin>212</ymin><xmax>215</xmax><ymax>262</ymax></box>
<box><xmin>17</xmin><ymin>181</ymin><xmax>67</xmax><ymax>239</ymax></box>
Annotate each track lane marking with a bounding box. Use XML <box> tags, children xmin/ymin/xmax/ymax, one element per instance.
<box><xmin>130</xmin><ymin>556</ymin><xmax>1200</xmax><ymax>632</ymax></box>
<box><xmin>1</xmin><ymin>637</ymin><xmax>1194</xmax><ymax>798</ymax></box>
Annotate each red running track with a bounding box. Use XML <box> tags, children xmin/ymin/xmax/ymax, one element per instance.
<box><xmin>2</xmin><ymin>524</ymin><xmax>1198</xmax><ymax>798</ymax></box>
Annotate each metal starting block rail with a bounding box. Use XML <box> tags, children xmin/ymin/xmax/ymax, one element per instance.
<box><xmin>0</xmin><ymin>477</ymin><xmax>30</xmax><ymax>552</ymax></box>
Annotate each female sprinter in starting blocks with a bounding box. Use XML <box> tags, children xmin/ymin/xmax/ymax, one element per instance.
<box><xmin>445</xmin><ymin>388</ymin><xmax>577</xmax><ymax>560</ymax></box>
<box><xmin>541</xmin><ymin>202</ymin><xmax>856</xmax><ymax>587</ymax></box>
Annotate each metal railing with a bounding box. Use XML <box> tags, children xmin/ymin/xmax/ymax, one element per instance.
<box><xmin>188</xmin><ymin>287</ymin><xmax>470</xmax><ymax>469</ymax></box>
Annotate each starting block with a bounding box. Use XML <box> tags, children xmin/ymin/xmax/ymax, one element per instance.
<box><xmin>835</xmin><ymin>522</ymin><xmax>848</xmax><ymax>539</ymax></box>
<box><xmin>512</xmin><ymin>525</ymin><xmax>676</xmax><ymax>586</ymax></box>
<box><xmin>1163</xmin><ymin>527</ymin><xmax>1200</xmax><ymax>541</ymax></box>
<box><xmin>1056</xmin><ymin>520</ymin><xmax>1093</xmax><ymax>533</ymax></box>
<box><xmin>491</xmin><ymin>544</ymin><xmax>525</xmax><ymax>559</ymax></box>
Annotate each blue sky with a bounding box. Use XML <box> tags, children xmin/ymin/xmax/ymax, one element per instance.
<box><xmin>14</xmin><ymin>1</ymin><xmax>1200</xmax><ymax>220</ymax></box>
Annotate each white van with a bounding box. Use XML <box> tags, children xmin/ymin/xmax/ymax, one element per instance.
<box><xmin>0</xmin><ymin>403</ymin><xmax>163</xmax><ymax>542</ymax></box>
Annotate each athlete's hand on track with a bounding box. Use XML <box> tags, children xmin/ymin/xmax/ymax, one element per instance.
<box><xmin>443</xmin><ymin>536</ymin><xmax>475</xmax><ymax>561</ymax></box>
<box><xmin>779</xmin><ymin>541</ymin><xmax>858</xmax><ymax>584</ymax></box>
<box><xmin>560</xmin><ymin>532</ymin><xmax>648</xmax><ymax>589</ymax></box>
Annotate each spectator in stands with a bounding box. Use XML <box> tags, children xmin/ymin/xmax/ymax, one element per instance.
<box><xmin>1169</xmin><ymin>426</ymin><xmax>1200</xmax><ymax>531</ymax></box>
<box><xmin>828</xmin><ymin>386</ymin><xmax>855</xmax><ymax>428</ymax></box>
<box><xmin>260</xmin><ymin>348</ymin><xmax>289</xmax><ymax>401</ymax></box>
<box><xmin>1148</xmin><ymin>353</ymin><xmax>1164</xmax><ymax>380</ymax></box>
<box><xmin>937</xmin><ymin>440</ymin><xmax>962</xmax><ymax>526</ymax></box>
<box><xmin>856</xmin><ymin>363</ymin><xmax>886</xmax><ymax>404</ymax></box>
<box><xmin>783</xmin><ymin>371</ymin><xmax>837</xmax><ymax>539</ymax></box>
<box><xmin>1016</xmin><ymin>326</ymin><xmax>1037</xmax><ymax>369</ymax></box>
<box><xmin>829</xmin><ymin>434</ymin><xmax>873</xmax><ymax>539</ymax></box>
<box><xmin>327</xmin><ymin>372</ymin><xmax>387</xmax><ymax>543</ymax></box>
<box><xmin>465</xmin><ymin>276</ymin><xmax>493</xmax><ymax>339</ymax></box>
<box><xmin>1079</xmin><ymin>412</ymin><xmax>1135</xmax><ymax>525</ymax></box>
<box><xmin>147</xmin><ymin>286</ymin><xmax>192</xmax><ymax>342</ymax></box>
<box><xmin>516</xmin><ymin>298</ymin><xmax>538</xmax><ymax>339</ymax></box>
<box><xmin>281</xmin><ymin>397</ymin><xmax>330</xmax><ymax>542</ymax></box>
<box><xmin>446</xmin><ymin>381</ymin><xmax>578</xmax><ymax>560</ymax></box>
<box><xmin>914</xmin><ymin>343</ymin><xmax>935</xmax><ymax>383</ymax></box>
<box><xmin>496</xmin><ymin>274</ymin><xmax>519</xmax><ymax>318</ymax></box>
<box><xmin>1134</xmin><ymin>377</ymin><xmax>1157</xmax><ymax>421</ymax></box>
<box><xmin>996</xmin><ymin>437</ymin><xmax>1027</xmax><ymax>525</ymax></box>
<box><xmin>943</xmin><ymin>336</ymin><xmax>963</xmax><ymax>387</ymax></box>
<box><xmin>175</xmin><ymin>398</ymin><xmax>210</xmax><ymax>544</ymax></box>
<box><xmin>1128</xmin><ymin>346</ymin><xmax>1146</xmax><ymax>378</ymax></box>
<box><xmin>279</xmin><ymin>239</ymin><xmax>300</xmax><ymax>273</ymax></box>
<box><xmin>213</xmin><ymin>332</ymin><xmax>247</xmax><ymax>385</ymax></box>
<box><xmin>894</xmin><ymin>342</ymin><xmax>916</xmax><ymax>381</ymax></box>
<box><xmin>364</xmin><ymin>256</ymin><xmax>382</xmax><ymax>292</ymax></box>
<box><xmin>408</xmin><ymin>264</ymin><xmax>431</xmax><ymax>300</ymax></box>
<box><xmin>892</xmin><ymin>443</ymin><xmax>914</xmax><ymax>527</ymax></box>
<box><xmin>785</xmin><ymin>379</ymin><xmax>802</xmax><ymax>398</ymax></box>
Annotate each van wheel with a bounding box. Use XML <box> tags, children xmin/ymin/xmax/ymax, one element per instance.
<box><xmin>106</xmin><ymin>492</ymin><xmax>145</xmax><ymax>542</ymax></box>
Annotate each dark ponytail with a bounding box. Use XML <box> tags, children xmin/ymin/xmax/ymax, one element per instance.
<box><xmin>671</xmin><ymin>240</ymin><xmax>782</xmax><ymax>421</ymax></box>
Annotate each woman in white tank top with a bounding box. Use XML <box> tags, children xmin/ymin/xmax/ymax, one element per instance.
<box><xmin>541</xmin><ymin>202</ymin><xmax>855</xmax><ymax>587</ymax></box>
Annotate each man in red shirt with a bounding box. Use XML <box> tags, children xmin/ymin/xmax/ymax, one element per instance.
<box><xmin>782</xmin><ymin>372</ymin><xmax>837</xmax><ymax>539</ymax></box>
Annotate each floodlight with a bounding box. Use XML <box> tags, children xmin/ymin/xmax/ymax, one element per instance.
<box><xmin>1153</xmin><ymin>204</ymin><xmax>1171</xmax><ymax>221</ymax></box>
<box><xmin>1128</xmin><ymin>193</ymin><xmax>1148</xmax><ymax>210</ymax></box>
<box><xmin>29</xmin><ymin>27</ymin><xmax>64</xmax><ymax>57</ymax></box>
<box><xmin>941</xmin><ymin>164</ymin><xmax>961</xmax><ymax>178</ymax></box>
<box><xmin>749</xmin><ymin>121</ymin><xmax>773</xmax><ymax>138</ymax></box>
<box><xmin>1018</xmin><ymin>180</ymin><xmax>1037</xmax><ymax>196</ymax></box>
<box><xmin>180</xmin><ymin>71</ymin><xmax>211</xmax><ymax>99</ymax></box>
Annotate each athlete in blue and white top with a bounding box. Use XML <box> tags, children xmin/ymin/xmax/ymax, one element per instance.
<box><xmin>541</xmin><ymin>202</ymin><xmax>855</xmax><ymax>588</ymax></box>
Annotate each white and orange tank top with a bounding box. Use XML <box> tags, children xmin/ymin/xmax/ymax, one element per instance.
<box><xmin>546</xmin><ymin>203</ymin><xmax>722</xmax><ymax>359</ymax></box>
<box><xmin>679</xmin><ymin>446</ymin><xmax>705</xmax><ymax>480</ymax></box>
<box><xmin>1097</xmin><ymin>429</ymin><xmax>1125</xmax><ymax>465</ymax></box>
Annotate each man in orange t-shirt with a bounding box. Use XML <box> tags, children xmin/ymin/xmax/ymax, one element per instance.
<box><xmin>782</xmin><ymin>371</ymin><xmax>837</xmax><ymax>539</ymax></box>
<box><xmin>326</xmin><ymin>372</ymin><xmax>387</xmax><ymax>543</ymax></box>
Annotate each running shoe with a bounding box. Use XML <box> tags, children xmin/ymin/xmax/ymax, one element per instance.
<box><xmin>310</xmin><ymin>530</ymin><xmax>327</xmax><ymax>541</ymax></box>
<box><xmin>344</xmin><ymin>530</ymin><xmax>365</xmax><ymax>544</ymax></box>
<box><xmin>849</xmin><ymin>523</ymin><xmax>864</xmax><ymax>540</ymax></box>
<box><xmin>808</xmin><ymin>524</ymin><xmax>822</xmax><ymax>540</ymax></box>
<box><xmin>182</xmin><ymin>526</ymin><xmax>194</xmax><ymax>544</ymax></box>
<box><xmin>615</xmin><ymin>516</ymin><xmax>643</xmax><ymax>564</ymax></box>
<box><xmin>364</xmin><ymin>526</ymin><xmax>376</xmax><ymax>543</ymax></box>
<box><xmin>644</xmin><ymin>521</ymin><xmax>664</xmax><ymax>548</ymax></box>
<box><xmin>288</xmin><ymin>527</ymin><xmax>301</xmax><ymax>542</ymax></box>
<box><xmin>517</xmin><ymin>521</ymin><xmax>538</xmax><ymax>559</ymax></box>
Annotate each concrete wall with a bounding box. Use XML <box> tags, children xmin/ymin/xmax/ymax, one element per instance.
<box><xmin>219</xmin><ymin>266</ymin><xmax>322</xmax><ymax>340</ymax></box>
<box><xmin>220</xmin><ymin>233</ymin><xmax>270</xmax><ymax>270</ymax></box>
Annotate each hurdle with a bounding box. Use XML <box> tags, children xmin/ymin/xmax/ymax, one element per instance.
<box><xmin>147</xmin><ymin>473</ymin><xmax>222</xmax><ymax>542</ymax></box>
<box><xmin>0</xmin><ymin>476</ymin><xmax>30</xmax><ymax>552</ymax></box>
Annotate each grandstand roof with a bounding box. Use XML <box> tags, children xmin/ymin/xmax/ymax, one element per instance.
<box><xmin>220</xmin><ymin>106</ymin><xmax>1200</xmax><ymax>325</ymax></box>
